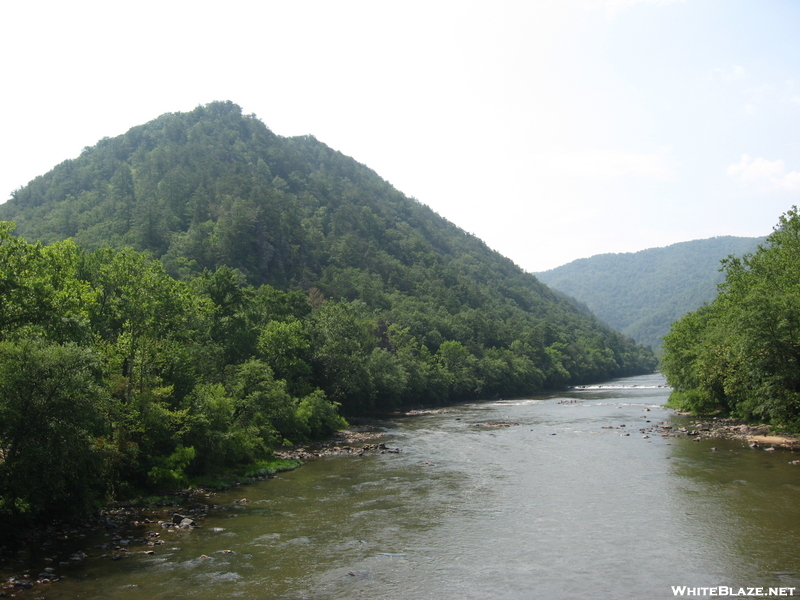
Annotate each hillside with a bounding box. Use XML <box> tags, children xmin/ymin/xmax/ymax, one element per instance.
<box><xmin>0</xmin><ymin>101</ymin><xmax>659</xmax><ymax>527</ymax></box>
<box><xmin>535</xmin><ymin>236</ymin><xmax>764</xmax><ymax>353</ymax></box>
<box><xmin>0</xmin><ymin>100</ymin><xmax>655</xmax><ymax>386</ymax></box>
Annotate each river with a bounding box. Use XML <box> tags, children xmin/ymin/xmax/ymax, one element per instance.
<box><xmin>17</xmin><ymin>373</ymin><xmax>800</xmax><ymax>599</ymax></box>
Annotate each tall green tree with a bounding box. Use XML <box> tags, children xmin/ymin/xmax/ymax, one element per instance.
<box><xmin>310</xmin><ymin>301</ymin><xmax>376</xmax><ymax>414</ymax></box>
<box><xmin>0</xmin><ymin>340</ymin><xmax>108</xmax><ymax>525</ymax></box>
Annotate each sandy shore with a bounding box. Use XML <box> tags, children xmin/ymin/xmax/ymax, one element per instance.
<box><xmin>743</xmin><ymin>433</ymin><xmax>800</xmax><ymax>448</ymax></box>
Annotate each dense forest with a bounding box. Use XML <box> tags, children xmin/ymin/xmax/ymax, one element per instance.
<box><xmin>536</xmin><ymin>236</ymin><xmax>764</xmax><ymax>353</ymax></box>
<box><xmin>662</xmin><ymin>208</ymin><xmax>800</xmax><ymax>430</ymax></box>
<box><xmin>0</xmin><ymin>101</ymin><xmax>655</xmax><ymax>530</ymax></box>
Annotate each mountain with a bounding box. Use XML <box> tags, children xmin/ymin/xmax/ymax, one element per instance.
<box><xmin>0</xmin><ymin>100</ymin><xmax>655</xmax><ymax>386</ymax></box>
<box><xmin>0</xmin><ymin>101</ymin><xmax>660</xmax><ymax>526</ymax></box>
<box><xmin>535</xmin><ymin>236</ymin><xmax>765</xmax><ymax>353</ymax></box>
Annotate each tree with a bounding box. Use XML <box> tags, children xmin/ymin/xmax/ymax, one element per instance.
<box><xmin>257</xmin><ymin>319</ymin><xmax>313</xmax><ymax>397</ymax></box>
<box><xmin>436</xmin><ymin>340</ymin><xmax>479</xmax><ymax>400</ymax></box>
<box><xmin>310</xmin><ymin>301</ymin><xmax>375</xmax><ymax>414</ymax></box>
<box><xmin>0</xmin><ymin>223</ymin><xmax>95</xmax><ymax>343</ymax></box>
<box><xmin>0</xmin><ymin>340</ymin><xmax>108</xmax><ymax>525</ymax></box>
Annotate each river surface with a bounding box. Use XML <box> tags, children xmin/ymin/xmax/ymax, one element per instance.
<box><xmin>23</xmin><ymin>374</ymin><xmax>800</xmax><ymax>599</ymax></box>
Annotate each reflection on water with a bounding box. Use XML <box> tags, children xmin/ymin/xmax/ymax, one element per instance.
<box><xmin>23</xmin><ymin>374</ymin><xmax>800</xmax><ymax>599</ymax></box>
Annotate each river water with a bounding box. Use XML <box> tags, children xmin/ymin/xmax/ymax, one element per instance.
<box><xmin>24</xmin><ymin>374</ymin><xmax>800</xmax><ymax>599</ymax></box>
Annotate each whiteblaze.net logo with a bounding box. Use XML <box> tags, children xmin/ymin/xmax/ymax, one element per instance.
<box><xmin>672</xmin><ymin>586</ymin><xmax>796</xmax><ymax>597</ymax></box>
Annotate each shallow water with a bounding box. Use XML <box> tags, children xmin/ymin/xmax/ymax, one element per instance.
<box><xmin>21</xmin><ymin>374</ymin><xmax>800</xmax><ymax>599</ymax></box>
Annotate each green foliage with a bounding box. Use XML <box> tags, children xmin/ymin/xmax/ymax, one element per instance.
<box><xmin>227</xmin><ymin>359</ymin><xmax>298</xmax><ymax>446</ymax></box>
<box><xmin>295</xmin><ymin>390</ymin><xmax>348</xmax><ymax>440</ymax></box>
<box><xmin>664</xmin><ymin>389</ymin><xmax>721</xmax><ymax>414</ymax></box>
<box><xmin>257</xmin><ymin>319</ymin><xmax>313</xmax><ymax>396</ymax></box>
<box><xmin>662</xmin><ymin>207</ymin><xmax>800</xmax><ymax>430</ymax></box>
<box><xmin>0</xmin><ymin>223</ymin><xmax>96</xmax><ymax>343</ymax></box>
<box><xmin>147</xmin><ymin>445</ymin><xmax>196</xmax><ymax>488</ymax></box>
<box><xmin>436</xmin><ymin>340</ymin><xmax>480</xmax><ymax>398</ymax></box>
<box><xmin>0</xmin><ymin>340</ymin><xmax>107</xmax><ymax>525</ymax></box>
<box><xmin>310</xmin><ymin>301</ymin><xmax>376</xmax><ymax>413</ymax></box>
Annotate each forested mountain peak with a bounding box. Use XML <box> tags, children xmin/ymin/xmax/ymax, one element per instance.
<box><xmin>0</xmin><ymin>100</ymin><xmax>656</xmax><ymax>392</ymax></box>
<box><xmin>3</xmin><ymin>101</ymin><xmax>516</xmax><ymax>288</ymax></box>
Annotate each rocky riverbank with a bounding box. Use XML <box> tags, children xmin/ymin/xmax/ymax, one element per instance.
<box><xmin>643</xmin><ymin>415</ymin><xmax>800</xmax><ymax>449</ymax></box>
<box><xmin>0</xmin><ymin>501</ymin><xmax>207</xmax><ymax>595</ymax></box>
<box><xmin>1</xmin><ymin>423</ymin><xmax>397</xmax><ymax>597</ymax></box>
<box><xmin>272</xmin><ymin>423</ymin><xmax>398</xmax><ymax>460</ymax></box>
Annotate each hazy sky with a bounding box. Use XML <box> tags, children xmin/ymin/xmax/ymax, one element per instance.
<box><xmin>2</xmin><ymin>0</ymin><xmax>799</xmax><ymax>272</ymax></box>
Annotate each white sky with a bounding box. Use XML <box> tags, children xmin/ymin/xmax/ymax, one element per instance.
<box><xmin>1</xmin><ymin>0</ymin><xmax>799</xmax><ymax>272</ymax></box>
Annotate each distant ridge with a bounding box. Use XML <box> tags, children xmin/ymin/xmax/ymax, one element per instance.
<box><xmin>535</xmin><ymin>236</ymin><xmax>765</xmax><ymax>353</ymax></box>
